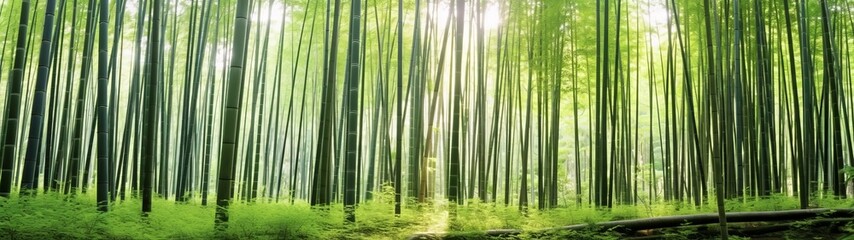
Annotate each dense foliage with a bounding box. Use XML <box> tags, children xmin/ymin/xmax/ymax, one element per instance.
<box><xmin>0</xmin><ymin>0</ymin><xmax>852</xmax><ymax>238</ymax></box>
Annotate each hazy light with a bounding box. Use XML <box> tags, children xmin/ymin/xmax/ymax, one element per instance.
<box><xmin>428</xmin><ymin>2</ymin><xmax>451</xmax><ymax>26</ymax></box>
<box><xmin>484</xmin><ymin>4</ymin><xmax>502</xmax><ymax>30</ymax></box>
<box><xmin>428</xmin><ymin>1</ymin><xmax>502</xmax><ymax>30</ymax></box>
<box><xmin>645</xmin><ymin>0</ymin><xmax>669</xmax><ymax>48</ymax></box>
<box><xmin>126</xmin><ymin>0</ymin><xmax>186</xmax><ymax>19</ymax></box>
<box><xmin>215</xmin><ymin>43</ymin><xmax>231</xmax><ymax>69</ymax></box>
<box><xmin>126</xmin><ymin>0</ymin><xmax>139</xmax><ymax>16</ymax></box>
<box><xmin>646</xmin><ymin>2</ymin><xmax>668</xmax><ymax>29</ymax></box>
<box><xmin>252</xmin><ymin>1</ymin><xmax>288</xmax><ymax>26</ymax></box>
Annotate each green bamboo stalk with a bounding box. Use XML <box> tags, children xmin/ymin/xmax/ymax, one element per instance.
<box><xmin>20</xmin><ymin>0</ymin><xmax>58</xmax><ymax>194</ymax></box>
<box><xmin>215</xmin><ymin>0</ymin><xmax>249</xmax><ymax>228</ymax></box>
<box><xmin>0</xmin><ymin>0</ymin><xmax>32</xmax><ymax>198</ymax></box>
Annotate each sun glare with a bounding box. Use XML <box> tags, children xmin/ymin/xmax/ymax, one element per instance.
<box><xmin>428</xmin><ymin>2</ymin><xmax>502</xmax><ymax>30</ymax></box>
<box><xmin>645</xmin><ymin>1</ymin><xmax>669</xmax><ymax>30</ymax></box>
<box><xmin>484</xmin><ymin>4</ymin><xmax>502</xmax><ymax>30</ymax></box>
<box><xmin>645</xmin><ymin>0</ymin><xmax>669</xmax><ymax>48</ymax></box>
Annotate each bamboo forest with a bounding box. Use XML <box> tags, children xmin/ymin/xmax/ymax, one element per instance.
<box><xmin>1</xmin><ymin>0</ymin><xmax>854</xmax><ymax>239</ymax></box>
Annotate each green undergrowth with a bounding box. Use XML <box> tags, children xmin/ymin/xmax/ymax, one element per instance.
<box><xmin>0</xmin><ymin>192</ymin><xmax>428</xmax><ymax>239</ymax></box>
<box><xmin>449</xmin><ymin>194</ymin><xmax>853</xmax><ymax>233</ymax></box>
<box><xmin>1</xmin><ymin>192</ymin><xmax>852</xmax><ymax>239</ymax></box>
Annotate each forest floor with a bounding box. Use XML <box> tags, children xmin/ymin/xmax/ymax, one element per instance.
<box><xmin>1</xmin><ymin>192</ymin><xmax>854</xmax><ymax>239</ymax></box>
<box><xmin>426</xmin><ymin>210</ymin><xmax>449</xmax><ymax>233</ymax></box>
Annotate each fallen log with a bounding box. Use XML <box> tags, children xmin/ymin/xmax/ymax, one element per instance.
<box><xmin>408</xmin><ymin>208</ymin><xmax>854</xmax><ymax>239</ymax></box>
<box><xmin>624</xmin><ymin>217</ymin><xmax>854</xmax><ymax>239</ymax></box>
<box><xmin>550</xmin><ymin>208</ymin><xmax>854</xmax><ymax>233</ymax></box>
